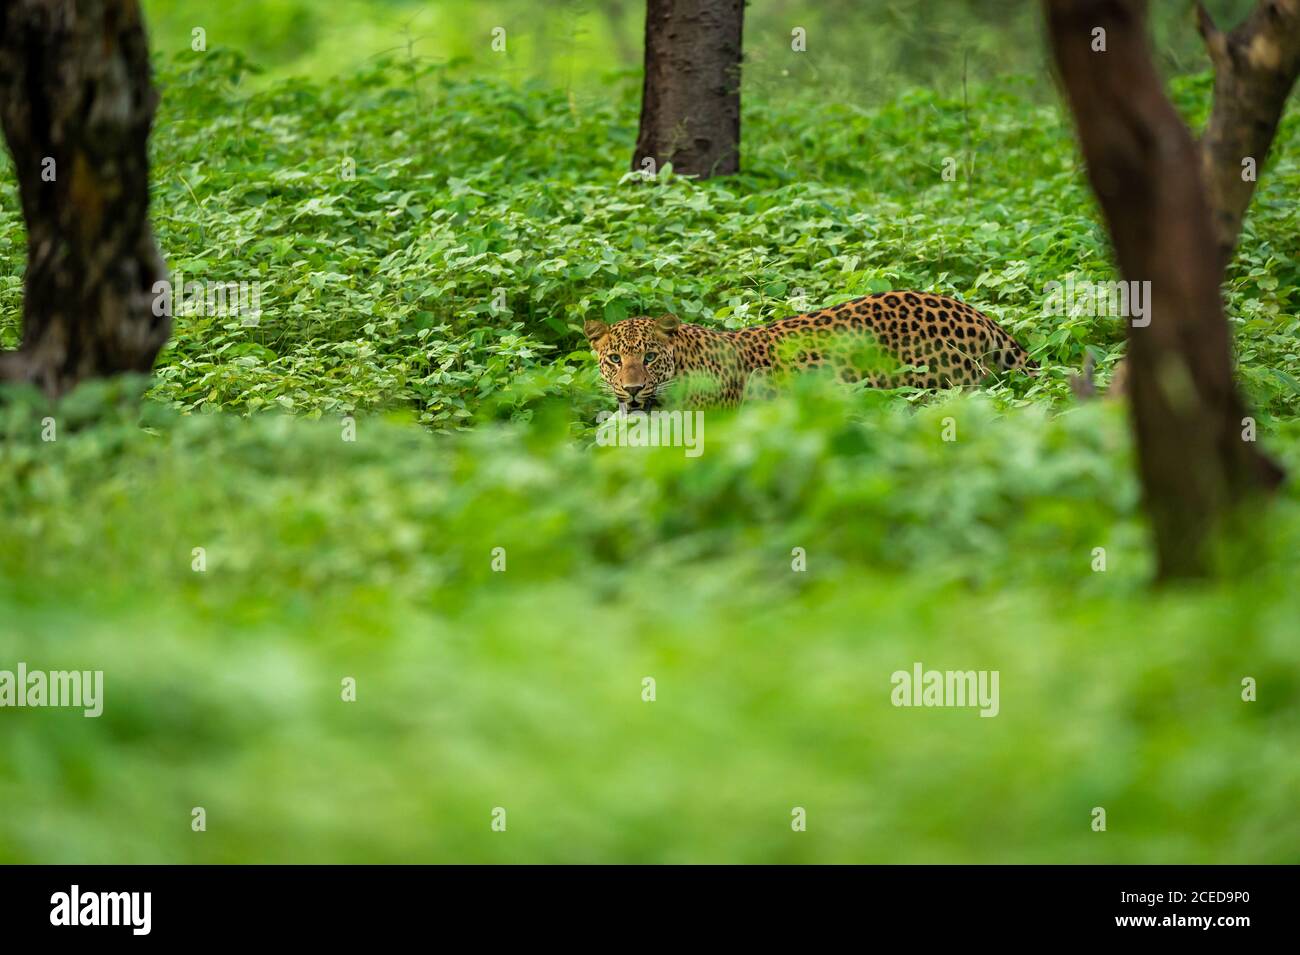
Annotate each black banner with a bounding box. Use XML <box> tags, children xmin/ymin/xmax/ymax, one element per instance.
<box><xmin>0</xmin><ymin>865</ymin><xmax>1286</xmax><ymax>940</ymax></box>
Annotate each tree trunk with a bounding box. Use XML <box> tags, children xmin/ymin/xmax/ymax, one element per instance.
<box><xmin>0</xmin><ymin>0</ymin><xmax>169</xmax><ymax>398</ymax></box>
<box><xmin>632</xmin><ymin>0</ymin><xmax>744</xmax><ymax>179</ymax></box>
<box><xmin>1197</xmin><ymin>0</ymin><xmax>1300</xmax><ymax>265</ymax></box>
<box><xmin>1044</xmin><ymin>0</ymin><xmax>1284</xmax><ymax>580</ymax></box>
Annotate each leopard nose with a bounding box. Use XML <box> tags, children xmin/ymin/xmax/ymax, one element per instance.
<box><xmin>625</xmin><ymin>384</ymin><xmax>644</xmax><ymax>397</ymax></box>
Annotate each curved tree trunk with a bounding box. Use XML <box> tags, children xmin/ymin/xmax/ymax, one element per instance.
<box><xmin>1044</xmin><ymin>0</ymin><xmax>1285</xmax><ymax>580</ymax></box>
<box><xmin>1197</xmin><ymin>0</ymin><xmax>1300</xmax><ymax>266</ymax></box>
<box><xmin>632</xmin><ymin>0</ymin><xmax>744</xmax><ymax>179</ymax></box>
<box><xmin>0</xmin><ymin>0</ymin><xmax>169</xmax><ymax>398</ymax></box>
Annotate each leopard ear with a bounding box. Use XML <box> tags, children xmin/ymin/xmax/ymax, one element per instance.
<box><xmin>655</xmin><ymin>314</ymin><xmax>680</xmax><ymax>335</ymax></box>
<box><xmin>584</xmin><ymin>320</ymin><xmax>609</xmax><ymax>346</ymax></box>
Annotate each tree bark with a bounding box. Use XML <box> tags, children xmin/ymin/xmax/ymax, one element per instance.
<box><xmin>1197</xmin><ymin>0</ymin><xmax>1300</xmax><ymax>265</ymax></box>
<box><xmin>632</xmin><ymin>0</ymin><xmax>744</xmax><ymax>179</ymax></box>
<box><xmin>0</xmin><ymin>0</ymin><xmax>169</xmax><ymax>398</ymax></box>
<box><xmin>1044</xmin><ymin>0</ymin><xmax>1284</xmax><ymax>580</ymax></box>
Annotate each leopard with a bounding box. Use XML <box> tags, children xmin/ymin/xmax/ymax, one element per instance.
<box><xmin>584</xmin><ymin>292</ymin><xmax>1037</xmax><ymax>412</ymax></box>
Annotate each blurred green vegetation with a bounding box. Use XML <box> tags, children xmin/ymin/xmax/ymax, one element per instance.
<box><xmin>139</xmin><ymin>0</ymin><xmax>1259</xmax><ymax>101</ymax></box>
<box><xmin>2</xmin><ymin>385</ymin><xmax>1298</xmax><ymax>863</ymax></box>
<box><xmin>0</xmin><ymin>1</ymin><xmax>1297</xmax><ymax>863</ymax></box>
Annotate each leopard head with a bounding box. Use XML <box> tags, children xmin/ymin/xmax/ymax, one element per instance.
<box><xmin>584</xmin><ymin>314</ymin><xmax>680</xmax><ymax>412</ymax></box>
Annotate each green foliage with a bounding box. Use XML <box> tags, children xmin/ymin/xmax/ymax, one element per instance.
<box><xmin>139</xmin><ymin>0</ymin><xmax>1255</xmax><ymax>101</ymax></box>
<box><xmin>2</xmin><ymin>390</ymin><xmax>1298</xmax><ymax>862</ymax></box>
<box><xmin>8</xmin><ymin>52</ymin><xmax>1288</xmax><ymax>427</ymax></box>
<box><xmin>1</xmin><ymin>12</ymin><xmax>1298</xmax><ymax>863</ymax></box>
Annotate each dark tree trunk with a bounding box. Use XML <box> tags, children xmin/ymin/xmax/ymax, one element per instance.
<box><xmin>632</xmin><ymin>0</ymin><xmax>744</xmax><ymax>179</ymax></box>
<box><xmin>0</xmin><ymin>0</ymin><xmax>169</xmax><ymax>398</ymax></box>
<box><xmin>1196</xmin><ymin>0</ymin><xmax>1300</xmax><ymax>265</ymax></box>
<box><xmin>1044</xmin><ymin>0</ymin><xmax>1284</xmax><ymax>581</ymax></box>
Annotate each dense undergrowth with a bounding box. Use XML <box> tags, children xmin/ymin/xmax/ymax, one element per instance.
<box><xmin>0</xmin><ymin>46</ymin><xmax>1297</xmax><ymax>863</ymax></box>
<box><xmin>4</xmin><ymin>53</ymin><xmax>1293</xmax><ymax>427</ymax></box>
<box><xmin>2</xmin><ymin>384</ymin><xmax>1298</xmax><ymax>862</ymax></box>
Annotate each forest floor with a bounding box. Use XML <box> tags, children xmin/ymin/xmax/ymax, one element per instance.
<box><xmin>1</xmin><ymin>54</ymin><xmax>1297</xmax><ymax>862</ymax></box>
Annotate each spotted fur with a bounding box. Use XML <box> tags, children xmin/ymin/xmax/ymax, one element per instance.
<box><xmin>584</xmin><ymin>292</ymin><xmax>1036</xmax><ymax>411</ymax></box>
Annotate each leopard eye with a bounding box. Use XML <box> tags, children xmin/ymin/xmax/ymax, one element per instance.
<box><xmin>608</xmin><ymin>354</ymin><xmax>621</xmax><ymax>364</ymax></box>
<box><xmin>644</xmin><ymin>352</ymin><xmax>658</xmax><ymax>364</ymax></box>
